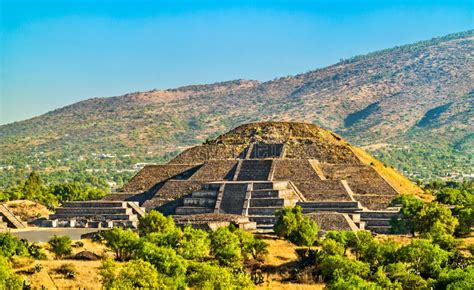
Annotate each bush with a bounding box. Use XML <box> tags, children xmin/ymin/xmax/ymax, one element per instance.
<box><xmin>48</xmin><ymin>235</ymin><xmax>72</xmax><ymax>259</ymax></box>
<box><xmin>186</xmin><ymin>261</ymin><xmax>253</xmax><ymax>289</ymax></box>
<box><xmin>274</xmin><ymin>206</ymin><xmax>318</xmax><ymax>247</ymax></box>
<box><xmin>103</xmin><ymin>227</ymin><xmax>139</xmax><ymax>261</ymax></box>
<box><xmin>135</xmin><ymin>242</ymin><xmax>187</xmax><ymax>281</ymax></box>
<box><xmin>28</xmin><ymin>242</ymin><xmax>47</xmax><ymax>260</ymax></box>
<box><xmin>100</xmin><ymin>258</ymin><xmax>164</xmax><ymax>289</ymax></box>
<box><xmin>138</xmin><ymin>210</ymin><xmax>175</xmax><ymax>236</ymax></box>
<box><xmin>210</xmin><ymin>227</ymin><xmax>242</xmax><ymax>267</ymax></box>
<box><xmin>398</xmin><ymin>239</ymin><xmax>449</xmax><ymax>279</ymax></box>
<box><xmin>0</xmin><ymin>256</ymin><xmax>23</xmax><ymax>289</ymax></box>
<box><xmin>55</xmin><ymin>263</ymin><xmax>77</xmax><ymax>279</ymax></box>
<box><xmin>321</xmin><ymin>239</ymin><xmax>345</xmax><ymax>256</ymax></box>
<box><xmin>177</xmin><ymin>226</ymin><xmax>210</xmax><ymax>261</ymax></box>
<box><xmin>0</xmin><ymin>232</ymin><xmax>28</xmax><ymax>258</ymax></box>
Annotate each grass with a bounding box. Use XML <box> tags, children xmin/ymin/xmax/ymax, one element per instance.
<box><xmin>351</xmin><ymin>146</ymin><xmax>432</xmax><ymax>201</ymax></box>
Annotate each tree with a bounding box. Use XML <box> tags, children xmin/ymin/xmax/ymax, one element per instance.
<box><xmin>233</xmin><ymin>228</ymin><xmax>268</xmax><ymax>262</ymax></box>
<box><xmin>434</xmin><ymin>266</ymin><xmax>474</xmax><ymax>290</ymax></box>
<box><xmin>103</xmin><ymin>227</ymin><xmax>139</xmax><ymax>261</ymax></box>
<box><xmin>385</xmin><ymin>262</ymin><xmax>428</xmax><ymax>289</ymax></box>
<box><xmin>320</xmin><ymin>255</ymin><xmax>371</xmax><ymax>282</ymax></box>
<box><xmin>398</xmin><ymin>239</ymin><xmax>449</xmax><ymax>279</ymax></box>
<box><xmin>100</xmin><ymin>258</ymin><xmax>163</xmax><ymax>289</ymax></box>
<box><xmin>0</xmin><ymin>232</ymin><xmax>28</xmax><ymax>258</ymax></box>
<box><xmin>455</xmin><ymin>205</ymin><xmax>474</xmax><ymax>236</ymax></box>
<box><xmin>177</xmin><ymin>226</ymin><xmax>210</xmax><ymax>261</ymax></box>
<box><xmin>274</xmin><ymin>206</ymin><xmax>302</xmax><ymax>239</ymax></box>
<box><xmin>135</xmin><ymin>242</ymin><xmax>187</xmax><ymax>281</ymax></box>
<box><xmin>48</xmin><ymin>235</ymin><xmax>72</xmax><ymax>259</ymax></box>
<box><xmin>390</xmin><ymin>195</ymin><xmax>424</xmax><ymax>236</ymax></box>
<box><xmin>321</xmin><ymin>239</ymin><xmax>345</xmax><ymax>256</ymax></box>
<box><xmin>138</xmin><ymin>210</ymin><xmax>175</xmax><ymax>236</ymax></box>
<box><xmin>435</xmin><ymin>188</ymin><xmax>473</xmax><ymax>206</ymax></box>
<box><xmin>345</xmin><ymin>231</ymin><xmax>374</xmax><ymax>260</ymax></box>
<box><xmin>22</xmin><ymin>171</ymin><xmax>43</xmax><ymax>200</ymax></box>
<box><xmin>209</xmin><ymin>227</ymin><xmax>242</xmax><ymax>267</ymax></box>
<box><xmin>291</xmin><ymin>216</ymin><xmax>318</xmax><ymax>248</ymax></box>
<box><xmin>0</xmin><ymin>256</ymin><xmax>23</xmax><ymax>289</ymax></box>
<box><xmin>274</xmin><ymin>206</ymin><xmax>318</xmax><ymax>247</ymax></box>
<box><xmin>359</xmin><ymin>239</ymin><xmax>398</xmax><ymax>269</ymax></box>
<box><xmin>418</xmin><ymin>202</ymin><xmax>458</xmax><ymax>236</ymax></box>
<box><xmin>186</xmin><ymin>261</ymin><xmax>253</xmax><ymax>289</ymax></box>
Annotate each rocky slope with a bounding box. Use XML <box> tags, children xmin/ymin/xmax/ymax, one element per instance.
<box><xmin>1</xmin><ymin>30</ymin><xmax>472</xmax><ymax>185</ymax></box>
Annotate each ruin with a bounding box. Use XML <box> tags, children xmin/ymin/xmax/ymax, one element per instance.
<box><xmin>45</xmin><ymin>122</ymin><xmax>411</xmax><ymax>233</ymax></box>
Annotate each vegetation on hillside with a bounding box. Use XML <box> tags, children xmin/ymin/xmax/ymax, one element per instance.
<box><xmin>0</xmin><ymin>30</ymin><xmax>472</xmax><ymax>188</ymax></box>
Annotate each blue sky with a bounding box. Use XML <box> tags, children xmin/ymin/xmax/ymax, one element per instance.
<box><xmin>1</xmin><ymin>1</ymin><xmax>472</xmax><ymax>125</ymax></box>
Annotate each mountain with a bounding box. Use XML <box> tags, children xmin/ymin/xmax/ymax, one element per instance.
<box><xmin>1</xmin><ymin>30</ymin><xmax>472</xmax><ymax>187</ymax></box>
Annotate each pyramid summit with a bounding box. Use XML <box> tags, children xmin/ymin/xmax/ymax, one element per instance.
<box><xmin>45</xmin><ymin>122</ymin><xmax>422</xmax><ymax>233</ymax></box>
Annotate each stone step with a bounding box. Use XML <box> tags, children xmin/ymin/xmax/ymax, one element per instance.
<box><xmin>247</xmin><ymin>207</ymin><xmax>282</xmax><ymax>215</ymax></box>
<box><xmin>62</xmin><ymin>201</ymin><xmax>127</xmax><ymax>208</ymax></box>
<box><xmin>252</xmin><ymin>181</ymin><xmax>287</xmax><ymax>190</ymax></box>
<box><xmin>363</xmin><ymin>218</ymin><xmax>391</xmax><ymax>227</ymax></box>
<box><xmin>301</xmin><ymin>208</ymin><xmax>360</xmax><ymax>214</ymax></box>
<box><xmin>248</xmin><ymin>215</ymin><xmax>277</xmax><ymax>224</ymax></box>
<box><xmin>251</xmin><ymin>190</ymin><xmax>280</xmax><ymax>198</ymax></box>
<box><xmin>175</xmin><ymin>207</ymin><xmax>214</xmax><ymax>215</ymax></box>
<box><xmin>49</xmin><ymin>213</ymin><xmax>138</xmax><ymax>221</ymax></box>
<box><xmin>297</xmin><ymin>201</ymin><xmax>360</xmax><ymax>208</ymax></box>
<box><xmin>55</xmin><ymin>207</ymin><xmax>132</xmax><ymax>215</ymax></box>
<box><xmin>360</xmin><ymin>211</ymin><xmax>399</xmax><ymax>219</ymax></box>
<box><xmin>183</xmin><ymin>198</ymin><xmax>216</xmax><ymax>207</ymax></box>
<box><xmin>192</xmin><ymin>190</ymin><xmax>218</xmax><ymax>198</ymax></box>
<box><xmin>202</xmin><ymin>183</ymin><xmax>221</xmax><ymax>191</ymax></box>
<box><xmin>250</xmin><ymin>198</ymin><xmax>285</xmax><ymax>207</ymax></box>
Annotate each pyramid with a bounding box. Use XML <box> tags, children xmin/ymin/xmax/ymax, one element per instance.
<box><xmin>47</xmin><ymin>122</ymin><xmax>422</xmax><ymax>233</ymax></box>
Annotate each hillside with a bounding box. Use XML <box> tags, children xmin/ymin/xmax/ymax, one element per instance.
<box><xmin>1</xmin><ymin>30</ymin><xmax>473</xmax><ymax>188</ymax></box>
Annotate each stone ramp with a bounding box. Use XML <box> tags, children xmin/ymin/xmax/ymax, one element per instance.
<box><xmin>45</xmin><ymin>201</ymin><xmax>145</xmax><ymax>228</ymax></box>
<box><xmin>219</xmin><ymin>183</ymin><xmax>248</xmax><ymax>214</ymax></box>
<box><xmin>0</xmin><ymin>204</ymin><xmax>26</xmax><ymax>228</ymax></box>
<box><xmin>236</xmin><ymin>160</ymin><xmax>273</xmax><ymax>181</ymax></box>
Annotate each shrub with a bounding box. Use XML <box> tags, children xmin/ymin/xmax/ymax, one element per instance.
<box><xmin>138</xmin><ymin>210</ymin><xmax>175</xmax><ymax>236</ymax></box>
<box><xmin>320</xmin><ymin>255</ymin><xmax>371</xmax><ymax>281</ymax></box>
<box><xmin>210</xmin><ymin>227</ymin><xmax>242</xmax><ymax>267</ymax></box>
<box><xmin>274</xmin><ymin>206</ymin><xmax>318</xmax><ymax>247</ymax></box>
<box><xmin>28</xmin><ymin>243</ymin><xmax>47</xmax><ymax>260</ymax></box>
<box><xmin>177</xmin><ymin>226</ymin><xmax>210</xmax><ymax>261</ymax></box>
<box><xmin>0</xmin><ymin>256</ymin><xmax>23</xmax><ymax>289</ymax></box>
<box><xmin>100</xmin><ymin>258</ymin><xmax>163</xmax><ymax>289</ymax></box>
<box><xmin>73</xmin><ymin>241</ymin><xmax>84</xmax><ymax>248</ymax></box>
<box><xmin>55</xmin><ymin>263</ymin><xmax>77</xmax><ymax>279</ymax></box>
<box><xmin>135</xmin><ymin>242</ymin><xmax>187</xmax><ymax>280</ymax></box>
<box><xmin>103</xmin><ymin>227</ymin><xmax>139</xmax><ymax>261</ymax></box>
<box><xmin>48</xmin><ymin>235</ymin><xmax>72</xmax><ymax>259</ymax></box>
<box><xmin>186</xmin><ymin>261</ymin><xmax>253</xmax><ymax>289</ymax></box>
<box><xmin>398</xmin><ymin>239</ymin><xmax>449</xmax><ymax>279</ymax></box>
<box><xmin>321</xmin><ymin>239</ymin><xmax>344</xmax><ymax>256</ymax></box>
<box><xmin>0</xmin><ymin>232</ymin><xmax>28</xmax><ymax>258</ymax></box>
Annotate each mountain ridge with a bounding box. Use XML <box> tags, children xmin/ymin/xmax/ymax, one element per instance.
<box><xmin>1</xmin><ymin>30</ymin><xmax>472</xmax><ymax>186</ymax></box>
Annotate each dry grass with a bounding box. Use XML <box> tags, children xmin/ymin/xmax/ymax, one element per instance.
<box><xmin>13</xmin><ymin>239</ymin><xmax>109</xmax><ymax>289</ymax></box>
<box><xmin>6</xmin><ymin>200</ymin><xmax>52</xmax><ymax>222</ymax></box>
<box><xmin>351</xmin><ymin>146</ymin><xmax>431</xmax><ymax>201</ymax></box>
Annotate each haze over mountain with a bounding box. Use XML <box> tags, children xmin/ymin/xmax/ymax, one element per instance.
<box><xmin>1</xmin><ymin>30</ymin><xmax>472</xmax><ymax>185</ymax></box>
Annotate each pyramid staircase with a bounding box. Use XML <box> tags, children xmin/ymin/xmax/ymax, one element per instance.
<box><xmin>46</xmin><ymin>201</ymin><xmax>145</xmax><ymax>228</ymax></box>
<box><xmin>359</xmin><ymin>210</ymin><xmax>400</xmax><ymax>234</ymax></box>
<box><xmin>0</xmin><ymin>204</ymin><xmax>26</xmax><ymax>228</ymax></box>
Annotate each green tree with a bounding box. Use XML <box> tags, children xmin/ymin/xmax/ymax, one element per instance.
<box><xmin>138</xmin><ymin>210</ymin><xmax>175</xmax><ymax>236</ymax></box>
<box><xmin>398</xmin><ymin>239</ymin><xmax>449</xmax><ymax>279</ymax></box>
<box><xmin>177</xmin><ymin>226</ymin><xmax>210</xmax><ymax>261</ymax></box>
<box><xmin>186</xmin><ymin>261</ymin><xmax>253</xmax><ymax>289</ymax></box>
<box><xmin>0</xmin><ymin>256</ymin><xmax>23</xmax><ymax>290</ymax></box>
<box><xmin>274</xmin><ymin>206</ymin><xmax>318</xmax><ymax>247</ymax></box>
<box><xmin>209</xmin><ymin>227</ymin><xmax>242</xmax><ymax>267</ymax></box>
<box><xmin>434</xmin><ymin>266</ymin><xmax>474</xmax><ymax>290</ymax></box>
<box><xmin>390</xmin><ymin>195</ymin><xmax>424</xmax><ymax>236</ymax></box>
<box><xmin>320</xmin><ymin>255</ymin><xmax>371</xmax><ymax>282</ymax></box>
<box><xmin>455</xmin><ymin>205</ymin><xmax>474</xmax><ymax>236</ymax></box>
<box><xmin>103</xmin><ymin>227</ymin><xmax>139</xmax><ymax>261</ymax></box>
<box><xmin>418</xmin><ymin>202</ymin><xmax>458</xmax><ymax>236</ymax></box>
<box><xmin>22</xmin><ymin>171</ymin><xmax>43</xmax><ymax>200</ymax></box>
<box><xmin>0</xmin><ymin>232</ymin><xmax>28</xmax><ymax>258</ymax></box>
<box><xmin>321</xmin><ymin>239</ymin><xmax>345</xmax><ymax>256</ymax></box>
<box><xmin>385</xmin><ymin>262</ymin><xmax>428</xmax><ymax>289</ymax></box>
<box><xmin>135</xmin><ymin>242</ymin><xmax>187</xmax><ymax>281</ymax></box>
<box><xmin>48</xmin><ymin>235</ymin><xmax>72</xmax><ymax>259</ymax></box>
<box><xmin>100</xmin><ymin>258</ymin><xmax>163</xmax><ymax>289</ymax></box>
